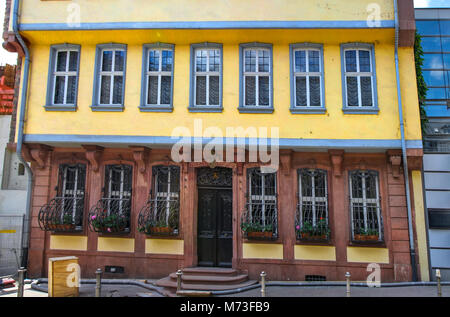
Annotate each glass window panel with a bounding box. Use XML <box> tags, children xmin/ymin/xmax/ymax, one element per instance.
<box><xmin>308</xmin><ymin>50</ymin><xmax>320</xmax><ymax>72</ymax></box>
<box><xmin>245</xmin><ymin>76</ymin><xmax>256</xmax><ymax>106</ymax></box>
<box><xmin>112</xmin><ymin>76</ymin><xmax>123</xmax><ymax>104</ymax></box>
<box><xmin>66</xmin><ymin>76</ymin><xmax>77</xmax><ymax>104</ymax></box>
<box><xmin>442</xmin><ymin>38</ymin><xmax>450</xmax><ymax>52</ymax></box>
<box><xmin>114</xmin><ymin>51</ymin><xmax>125</xmax><ymax>72</ymax></box>
<box><xmin>54</xmin><ymin>76</ymin><xmax>65</xmax><ymax>104</ymax></box>
<box><xmin>161</xmin><ymin>50</ymin><xmax>172</xmax><ymax>72</ymax></box>
<box><xmin>68</xmin><ymin>51</ymin><xmax>78</xmax><ymax>72</ymax></box>
<box><xmin>295</xmin><ymin>76</ymin><xmax>307</xmax><ymax>107</ymax></box>
<box><xmin>209</xmin><ymin>76</ymin><xmax>219</xmax><ymax>105</ymax></box>
<box><xmin>423</xmin><ymin>54</ymin><xmax>444</xmax><ymax>69</ymax></box>
<box><xmin>258</xmin><ymin>50</ymin><xmax>270</xmax><ymax>73</ymax></box>
<box><xmin>295</xmin><ymin>50</ymin><xmax>306</xmax><ymax>72</ymax></box>
<box><xmin>416</xmin><ymin>20</ymin><xmax>440</xmax><ymax>36</ymax></box>
<box><xmin>309</xmin><ymin>76</ymin><xmax>321</xmax><ymax>106</ymax></box>
<box><xmin>196</xmin><ymin>50</ymin><xmax>207</xmax><ymax>72</ymax></box>
<box><xmin>359</xmin><ymin>50</ymin><xmax>371</xmax><ymax>72</ymax></box>
<box><xmin>56</xmin><ymin>51</ymin><xmax>67</xmax><ymax>72</ymax></box>
<box><xmin>100</xmin><ymin>76</ymin><xmax>111</xmax><ymax>104</ymax></box>
<box><xmin>440</xmin><ymin>21</ymin><xmax>450</xmax><ymax>36</ymax></box>
<box><xmin>360</xmin><ymin>76</ymin><xmax>373</xmax><ymax>106</ymax></box>
<box><xmin>345</xmin><ymin>50</ymin><xmax>357</xmax><ymax>72</ymax></box>
<box><xmin>160</xmin><ymin>76</ymin><xmax>171</xmax><ymax>105</ymax></box>
<box><xmin>147</xmin><ymin>76</ymin><xmax>158</xmax><ymax>105</ymax></box>
<box><xmin>346</xmin><ymin>76</ymin><xmax>359</xmax><ymax>106</ymax></box>
<box><xmin>421</xmin><ymin>37</ymin><xmax>442</xmax><ymax>52</ymax></box>
<box><xmin>102</xmin><ymin>51</ymin><xmax>113</xmax><ymax>72</ymax></box>
<box><xmin>149</xmin><ymin>50</ymin><xmax>160</xmax><ymax>72</ymax></box>
<box><xmin>423</xmin><ymin>70</ymin><xmax>445</xmax><ymax>86</ymax></box>
<box><xmin>426</xmin><ymin>88</ymin><xmax>447</xmax><ymax>100</ymax></box>
<box><xmin>258</xmin><ymin>76</ymin><xmax>269</xmax><ymax>106</ymax></box>
<box><xmin>245</xmin><ymin>50</ymin><xmax>256</xmax><ymax>72</ymax></box>
<box><xmin>196</xmin><ymin>76</ymin><xmax>207</xmax><ymax>105</ymax></box>
<box><xmin>209</xmin><ymin>50</ymin><xmax>220</xmax><ymax>72</ymax></box>
<box><xmin>444</xmin><ymin>54</ymin><xmax>450</xmax><ymax>69</ymax></box>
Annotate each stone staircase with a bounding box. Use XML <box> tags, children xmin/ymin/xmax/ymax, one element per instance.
<box><xmin>155</xmin><ymin>267</ymin><xmax>257</xmax><ymax>296</ymax></box>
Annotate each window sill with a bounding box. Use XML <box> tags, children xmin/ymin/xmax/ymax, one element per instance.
<box><xmin>90</xmin><ymin>105</ymin><xmax>125</xmax><ymax>112</ymax></box>
<box><xmin>342</xmin><ymin>107</ymin><xmax>379</xmax><ymax>114</ymax></box>
<box><xmin>139</xmin><ymin>106</ymin><xmax>173</xmax><ymax>113</ymax></box>
<box><xmin>237</xmin><ymin>106</ymin><xmax>274</xmax><ymax>114</ymax></box>
<box><xmin>44</xmin><ymin>105</ymin><xmax>77</xmax><ymax>112</ymax></box>
<box><xmin>188</xmin><ymin>106</ymin><xmax>223</xmax><ymax>113</ymax></box>
<box><xmin>296</xmin><ymin>239</ymin><xmax>333</xmax><ymax>246</ymax></box>
<box><xmin>348</xmin><ymin>240</ymin><xmax>386</xmax><ymax>248</ymax></box>
<box><xmin>290</xmin><ymin>107</ymin><xmax>326</xmax><ymax>114</ymax></box>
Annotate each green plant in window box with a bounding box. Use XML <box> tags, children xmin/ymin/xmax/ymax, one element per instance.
<box><xmin>91</xmin><ymin>213</ymin><xmax>128</xmax><ymax>233</ymax></box>
<box><xmin>366</xmin><ymin>229</ymin><xmax>379</xmax><ymax>241</ymax></box>
<box><xmin>241</xmin><ymin>222</ymin><xmax>273</xmax><ymax>239</ymax></box>
<box><xmin>62</xmin><ymin>213</ymin><xmax>75</xmax><ymax>231</ymax></box>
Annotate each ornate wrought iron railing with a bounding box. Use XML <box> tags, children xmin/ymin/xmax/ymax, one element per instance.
<box><xmin>38</xmin><ymin>196</ymin><xmax>84</xmax><ymax>232</ymax></box>
<box><xmin>88</xmin><ymin>198</ymin><xmax>131</xmax><ymax>233</ymax></box>
<box><xmin>137</xmin><ymin>198</ymin><xmax>180</xmax><ymax>236</ymax></box>
<box><xmin>295</xmin><ymin>202</ymin><xmax>330</xmax><ymax>242</ymax></box>
<box><xmin>241</xmin><ymin>202</ymin><xmax>278</xmax><ymax>240</ymax></box>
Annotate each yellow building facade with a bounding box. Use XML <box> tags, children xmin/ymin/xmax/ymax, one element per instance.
<box><xmin>3</xmin><ymin>0</ymin><xmax>429</xmax><ymax>282</ymax></box>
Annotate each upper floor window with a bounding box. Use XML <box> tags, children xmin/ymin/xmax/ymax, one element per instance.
<box><xmin>341</xmin><ymin>43</ymin><xmax>378</xmax><ymax>114</ymax></box>
<box><xmin>241</xmin><ymin>168</ymin><xmax>277</xmax><ymax>240</ymax></box>
<box><xmin>238</xmin><ymin>43</ymin><xmax>273</xmax><ymax>113</ymax></box>
<box><xmin>140</xmin><ymin>43</ymin><xmax>174</xmax><ymax>112</ymax></box>
<box><xmin>290</xmin><ymin>44</ymin><xmax>325</xmax><ymax>113</ymax></box>
<box><xmin>349</xmin><ymin>170</ymin><xmax>383</xmax><ymax>242</ymax></box>
<box><xmin>91</xmin><ymin>44</ymin><xmax>127</xmax><ymax>112</ymax></box>
<box><xmin>189</xmin><ymin>43</ymin><xmax>223</xmax><ymax>112</ymax></box>
<box><xmin>45</xmin><ymin>44</ymin><xmax>80</xmax><ymax>111</ymax></box>
<box><xmin>296</xmin><ymin>169</ymin><xmax>330</xmax><ymax>241</ymax></box>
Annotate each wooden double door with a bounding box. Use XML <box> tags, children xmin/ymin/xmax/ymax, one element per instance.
<box><xmin>197</xmin><ymin>168</ymin><xmax>233</xmax><ymax>267</ymax></box>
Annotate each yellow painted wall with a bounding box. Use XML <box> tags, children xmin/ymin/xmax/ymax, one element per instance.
<box><xmin>97</xmin><ymin>237</ymin><xmax>135</xmax><ymax>253</ymax></box>
<box><xmin>17</xmin><ymin>0</ymin><xmax>394</xmax><ymax>25</ymax></box>
<box><xmin>50</xmin><ymin>235</ymin><xmax>88</xmax><ymax>251</ymax></box>
<box><xmin>242</xmin><ymin>243</ymin><xmax>283</xmax><ymax>259</ymax></box>
<box><xmin>412</xmin><ymin>171</ymin><xmax>430</xmax><ymax>281</ymax></box>
<box><xmin>347</xmin><ymin>247</ymin><xmax>389</xmax><ymax>263</ymax></box>
<box><xmin>145</xmin><ymin>239</ymin><xmax>184</xmax><ymax>255</ymax></box>
<box><xmin>16</xmin><ymin>28</ymin><xmax>422</xmax><ymax>143</ymax></box>
<box><xmin>294</xmin><ymin>245</ymin><xmax>336</xmax><ymax>261</ymax></box>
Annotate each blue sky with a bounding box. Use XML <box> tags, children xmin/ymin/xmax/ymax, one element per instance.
<box><xmin>0</xmin><ymin>0</ymin><xmax>449</xmax><ymax>65</ymax></box>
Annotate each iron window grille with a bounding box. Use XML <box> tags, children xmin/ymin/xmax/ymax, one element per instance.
<box><xmin>145</xmin><ymin>48</ymin><xmax>173</xmax><ymax>106</ymax></box>
<box><xmin>295</xmin><ymin>169</ymin><xmax>330</xmax><ymax>241</ymax></box>
<box><xmin>349</xmin><ymin>170</ymin><xmax>384</xmax><ymax>242</ymax></box>
<box><xmin>38</xmin><ymin>164</ymin><xmax>86</xmax><ymax>232</ymax></box>
<box><xmin>194</xmin><ymin>48</ymin><xmax>221</xmax><ymax>107</ymax></box>
<box><xmin>88</xmin><ymin>164</ymin><xmax>132</xmax><ymax>233</ymax></box>
<box><xmin>343</xmin><ymin>48</ymin><xmax>375</xmax><ymax>107</ymax></box>
<box><xmin>98</xmin><ymin>47</ymin><xmax>126</xmax><ymax>105</ymax></box>
<box><xmin>243</xmin><ymin>48</ymin><xmax>271</xmax><ymax>107</ymax></box>
<box><xmin>293</xmin><ymin>48</ymin><xmax>323</xmax><ymax>108</ymax></box>
<box><xmin>138</xmin><ymin>166</ymin><xmax>180</xmax><ymax>236</ymax></box>
<box><xmin>241</xmin><ymin>168</ymin><xmax>278</xmax><ymax>240</ymax></box>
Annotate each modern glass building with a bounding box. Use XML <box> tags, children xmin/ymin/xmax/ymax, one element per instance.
<box><xmin>416</xmin><ymin>8</ymin><xmax>450</xmax><ymax>280</ymax></box>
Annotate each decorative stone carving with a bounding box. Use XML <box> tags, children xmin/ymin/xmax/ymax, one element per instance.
<box><xmin>27</xmin><ymin>144</ymin><xmax>53</xmax><ymax>169</ymax></box>
<box><xmin>130</xmin><ymin>146</ymin><xmax>149</xmax><ymax>174</ymax></box>
<box><xmin>82</xmin><ymin>145</ymin><xmax>104</xmax><ymax>172</ymax></box>
<box><xmin>197</xmin><ymin>167</ymin><xmax>233</xmax><ymax>187</ymax></box>
<box><xmin>329</xmin><ymin>150</ymin><xmax>344</xmax><ymax>176</ymax></box>
<box><xmin>387</xmin><ymin>149</ymin><xmax>402</xmax><ymax>178</ymax></box>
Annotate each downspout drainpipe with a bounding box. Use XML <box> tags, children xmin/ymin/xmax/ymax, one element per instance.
<box><xmin>393</xmin><ymin>0</ymin><xmax>418</xmax><ymax>281</ymax></box>
<box><xmin>12</xmin><ymin>0</ymin><xmax>34</xmax><ymax>269</ymax></box>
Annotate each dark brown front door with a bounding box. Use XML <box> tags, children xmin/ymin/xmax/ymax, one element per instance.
<box><xmin>197</xmin><ymin>168</ymin><xmax>233</xmax><ymax>267</ymax></box>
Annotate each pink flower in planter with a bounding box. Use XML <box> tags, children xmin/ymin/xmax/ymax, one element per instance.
<box><xmin>91</xmin><ymin>215</ymin><xmax>96</xmax><ymax>220</ymax></box>
<box><xmin>296</xmin><ymin>225</ymin><xmax>300</xmax><ymax>230</ymax></box>
<box><xmin>107</xmin><ymin>228</ymin><xmax>111</xmax><ymax>233</ymax></box>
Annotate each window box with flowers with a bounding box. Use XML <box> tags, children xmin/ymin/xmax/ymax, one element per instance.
<box><xmin>296</xmin><ymin>218</ymin><xmax>331</xmax><ymax>242</ymax></box>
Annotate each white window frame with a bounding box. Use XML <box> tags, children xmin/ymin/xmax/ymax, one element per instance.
<box><xmin>248</xmin><ymin>170</ymin><xmax>277</xmax><ymax>227</ymax></box>
<box><xmin>146</xmin><ymin>48</ymin><xmax>173</xmax><ymax>106</ymax></box>
<box><xmin>298</xmin><ymin>169</ymin><xmax>328</xmax><ymax>227</ymax></box>
<box><xmin>349</xmin><ymin>170</ymin><xmax>382</xmax><ymax>240</ymax></box>
<box><xmin>106</xmin><ymin>165</ymin><xmax>132</xmax><ymax>216</ymax></box>
<box><xmin>293</xmin><ymin>48</ymin><xmax>323</xmax><ymax>108</ymax></box>
<box><xmin>343</xmin><ymin>48</ymin><xmax>375</xmax><ymax>108</ymax></box>
<box><xmin>194</xmin><ymin>48</ymin><xmax>221</xmax><ymax>107</ymax></box>
<box><xmin>98</xmin><ymin>48</ymin><xmax>126</xmax><ymax>106</ymax></box>
<box><xmin>52</xmin><ymin>49</ymin><xmax>79</xmax><ymax>106</ymax></box>
<box><xmin>154</xmin><ymin>167</ymin><xmax>180</xmax><ymax>225</ymax></box>
<box><xmin>243</xmin><ymin>47</ymin><xmax>271</xmax><ymax>107</ymax></box>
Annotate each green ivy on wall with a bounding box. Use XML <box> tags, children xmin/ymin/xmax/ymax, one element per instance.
<box><xmin>414</xmin><ymin>31</ymin><xmax>428</xmax><ymax>134</ymax></box>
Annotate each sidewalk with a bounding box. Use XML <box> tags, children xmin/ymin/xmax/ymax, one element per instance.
<box><xmin>1</xmin><ymin>281</ymin><xmax>448</xmax><ymax>297</ymax></box>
